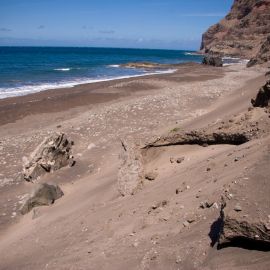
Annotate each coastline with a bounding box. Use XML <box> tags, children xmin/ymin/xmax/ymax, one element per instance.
<box><xmin>0</xmin><ymin>62</ymin><xmax>212</xmax><ymax>126</ymax></box>
<box><xmin>0</xmin><ymin>61</ymin><xmax>268</xmax><ymax>269</ymax></box>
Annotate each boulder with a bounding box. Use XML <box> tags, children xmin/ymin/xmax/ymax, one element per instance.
<box><xmin>251</xmin><ymin>80</ymin><xmax>270</xmax><ymax>107</ymax></box>
<box><xmin>218</xmin><ymin>202</ymin><xmax>270</xmax><ymax>248</ymax></box>
<box><xmin>117</xmin><ymin>139</ymin><xmax>144</xmax><ymax>196</ymax></box>
<box><xmin>23</xmin><ymin>133</ymin><xmax>74</xmax><ymax>182</ymax></box>
<box><xmin>20</xmin><ymin>183</ymin><xmax>64</xmax><ymax>215</ymax></box>
<box><xmin>202</xmin><ymin>55</ymin><xmax>223</xmax><ymax>67</ymax></box>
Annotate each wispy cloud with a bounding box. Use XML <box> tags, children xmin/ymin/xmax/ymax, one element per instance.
<box><xmin>82</xmin><ymin>25</ymin><xmax>93</xmax><ymax>30</ymax></box>
<box><xmin>37</xmin><ymin>25</ymin><xmax>45</xmax><ymax>29</ymax></box>
<box><xmin>179</xmin><ymin>13</ymin><xmax>226</xmax><ymax>17</ymax></box>
<box><xmin>0</xmin><ymin>27</ymin><xmax>12</xmax><ymax>32</ymax></box>
<box><xmin>99</xmin><ymin>30</ymin><xmax>115</xmax><ymax>34</ymax></box>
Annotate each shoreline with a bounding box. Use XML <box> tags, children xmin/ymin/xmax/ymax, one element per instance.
<box><xmin>0</xmin><ymin>62</ymin><xmax>212</xmax><ymax>126</ymax></box>
<box><xmin>0</xmin><ymin>61</ymin><xmax>268</xmax><ymax>269</ymax></box>
<box><xmin>0</xmin><ymin>67</ymin><xmax>177</xmax><ymax>100</ymax></box>
<box><xmin>0</xmin><ymin>54</ymin><xmax>246</xmax><ymax>101</ymax></box>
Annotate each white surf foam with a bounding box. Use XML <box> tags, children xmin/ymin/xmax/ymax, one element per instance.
<box><xmin>0</xmin><ymin>69</ymin><xmax>176</xmax><ymax>99</ymax></box>
<box><xmin>54</xmin><ymin>68</ymin><xmax>71</xmax><ymax>71</ymax></box>
<box><xmin>108</xmin><ymin>64</ymin><xmax>120</xmax><ymax>68</ymax></box>
<box><xmin>222</xmin><ymin>57</ymin><xmax>249</xmax><ymax>66</ymax></box>
<box><xmin>184</xmin><ymin>52</ymin><xmax>201</xmax><ymax>56</ymax></box>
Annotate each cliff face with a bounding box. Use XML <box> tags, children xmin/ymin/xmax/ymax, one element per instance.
<box><xmin>200</xmin><ymin>0</ymin><xmax>270</xmax><ymax>61</ymax></box>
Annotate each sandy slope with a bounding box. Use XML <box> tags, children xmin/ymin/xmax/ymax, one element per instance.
<box><xmin>0</xmin><ymin>63</ymin><xmax>269</xmax><ymax>270</ymax></box>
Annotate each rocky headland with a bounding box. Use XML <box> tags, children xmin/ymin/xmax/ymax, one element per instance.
<box><xmin>201</xmin><ymin>0</ymin><xmax>270</xmax><ymax>66</ymax></box>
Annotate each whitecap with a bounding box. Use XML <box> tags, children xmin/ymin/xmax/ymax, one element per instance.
<box><xmin>108</xmin><ymin>65</ymin><xmax>120</xmax><ymax>68</ymax></box>
<box><xmin>54</xmin><ymin>68</ymin><xmax>71</xmax><ymax>71</ymax></box>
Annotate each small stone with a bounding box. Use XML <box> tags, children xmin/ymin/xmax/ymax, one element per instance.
<box><xmin>170</xmin><ymin>157</ymin><xmax>175</xmax><ymax>163</ymax></box>
<box><xmin>187</xmin><ymin>217</ymin><xmax>196</xmax><ymax>223</ymax></box>
<box><xmin>183</xmin><ymin>221</ymin><xmax>190</xmax><ymax>227</ymax></box>
<box><xmin>234</xmin><ymin>204</ymin><xmax>242</xmax><ymax>212</ymax></box>
<box><xmin>213</xmin><ymin>202</ymin><xmax>219</xmax><ymax>209</ymax></box>
<box><xmin>175</xmin><ymin>256</ymin><xmax>182</xmax><ymax>264</ymax></box>
<box><xmin>176</xmin><ymin>157</ymin><xmax>185</xmax><ymax>164</ymax></box>
<box><xmin>87</xmin><ymin>143</ymin><xmax>96</xmax><ymax>150</ymax></box>
<box><xmin>206</xmin><ymin>167</ymin><xmax>211</xmax><ymax>172</ymax></box>
<box><xmin>145</xmin><ymin>172</ymin><xmax>158</xmax><ymax>181</ymax></box>
<box><xmin>200</xmin><ymin>201</ymin><xmax>214</xmax><ymax>209</ymax></box>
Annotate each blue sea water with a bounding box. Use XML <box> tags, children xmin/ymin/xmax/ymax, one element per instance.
<box><xmin>0</xmin><ymin>47</ymin><xmax>203</xmax><ymax>99</ymax></box>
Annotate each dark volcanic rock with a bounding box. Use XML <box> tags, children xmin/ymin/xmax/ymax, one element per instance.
<box><xmin>200</xmin><ymin>0</ymin><xmax>270</xmax><ymax>59</ymax></box>
<box><xmin>20</xmin><ymin>183</ymin><xmax>64</xmax><ymax>215</ymax></box>
<box><xmin>251</xmin><ymin>80</ymin><xmax>270</xmax><ymax>107</ymax></box>
<box><xmin>202</xmin><ymin>55</ymin><xmax>223</xmax><ymax>67</ymax></box>
<box><xmin>23</xmin><ymin>133</ymin><xmax>74</xmax><ymax>182</ymax></box>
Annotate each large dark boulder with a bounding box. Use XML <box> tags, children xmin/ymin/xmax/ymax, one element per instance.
<box><xmin>251</xmin><ymin>80</ymin><xmax>270</xmax><ymax>107</ymax></box>
<box><xmin>20</xmin><ymin>183</ymin><xmax>64</xmax><ymax>215</ymax></box>
<box><xmin>23</xmin><ymin>133</ymin><xmax>75</xmax><ymax>182</ymax></box>
<box><xmin>202</xmin><ymin>55</ymin><xmax>223</xmax><ymax>67</ymax></box>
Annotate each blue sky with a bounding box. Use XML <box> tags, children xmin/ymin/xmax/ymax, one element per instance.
<box><xmin>0</xmin><ymin>0</ymin><xmax>233</xmax><ymax>50</ymax></box>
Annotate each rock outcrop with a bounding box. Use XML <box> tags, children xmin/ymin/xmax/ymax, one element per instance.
<box><xmin>200</xmin><ymin>0</ymin><xmax>270</xmax><ymax>60</ymax></box>
<box><xmin>219</xmin><ymin>208</ymin><xmax>270</xmax><ymax>248</ymax></box>
<box><xmin>251</xmin><ymin>80</ymin><xmax>270</xmax><ymax>107</ymax></box>
<box><xmin>117</xmin><ymin>139</ymin><xmax>144</xmax><ymax>196</ymax></box>
<box><xmin>247</xmin><ymin>35</ymin><xmax>270</xmax><ymax>66</ymax></box>
<box><xmin>144</xmin><ymin>131</ymin><xmax>250</xmax><ymax>148</ymax></box>
<box><xmin>23</xmin><ymin>133</ymin><xmax>74</xmax><ymax>182</ymax></box>
<box><xmin>20</xmin><ymin>183</ymin><xmax>64</xmax><ymax>215</ymax></box>
<box><xmin>202</xmin><ymin>55</ymin><xmax>223</xmax><ymax>67</ymax></box>
<box><xmin>120</xmin><ymin>62</ymin><xmax>164</xmax><ymax>69</ymax></box>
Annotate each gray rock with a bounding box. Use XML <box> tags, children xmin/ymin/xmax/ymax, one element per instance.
<box><xmin>202</xmin><ymin>55</ymin><xmax>223</xmax><ymax>67</ymax></box>
<box><xmin>200</xmin><ymin>201</ymin><xmax>214</xmax><ymax>209</ymax></box>
<box><xmin>23</xmin><ymin>133</ymin><xmax>74</xmax><ymax>182</ymax></box>
<box><xmin>183</xmin><ymin>221</ymin><xmax>190</xmax><ymax>227</ymax></box>
<box><xmin>251</xmin><ymin>80</ymin><xmax>270</xmax><ymax>108</ymax></box>
<box><xmin>145</xmin><ymin>171</ymin><xmax>158</xmax><ymax>181</ymax></box>
<box><xmin>118</xmin><ymin>139</ymin><xmax>144</xmax><ymax>196</ymax></box>
<box><xmin>20</xmin><ymin>183</ymin><xmax>64</xmax><ymax>215</ymax></box>
<box><xmin>234</xmin><ymin>204</ymin><xmax>242</xmax><ymax>212</ymax></box>
<box><xmin>218</xmin><ymin>200</ymin><xmax>270</xmax><ymax>247</ymax></box>
<box><xmin>176</xmin><ymin>157</ymin><xmax>185</xmax><ymax>164</ymax></box>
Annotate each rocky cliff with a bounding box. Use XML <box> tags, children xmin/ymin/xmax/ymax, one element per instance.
<box><xmin>200</xmin><ymin>0</ymin><xmax>270</xmax><ymax>64</ymax></box>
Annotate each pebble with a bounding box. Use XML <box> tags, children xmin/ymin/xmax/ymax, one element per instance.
<box><xmin>183</xmin><ymin>221</ymin><xmax>190</xmax><ymax>227</ymax></box>
<box><xmin>234</xmin><ymin>204</ymin><xmax>242</xmax><ymax>212</ymax></box>
<box><xmin>176</xmin><ymin>157</ymin><xmax>185</xmax><ymax>164</ymax></box>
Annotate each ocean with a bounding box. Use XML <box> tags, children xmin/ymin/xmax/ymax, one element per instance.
<box><xmin>0</xmin><ymin>47</ymin><xmax>203</xmax><ymax>99</ymax></box>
